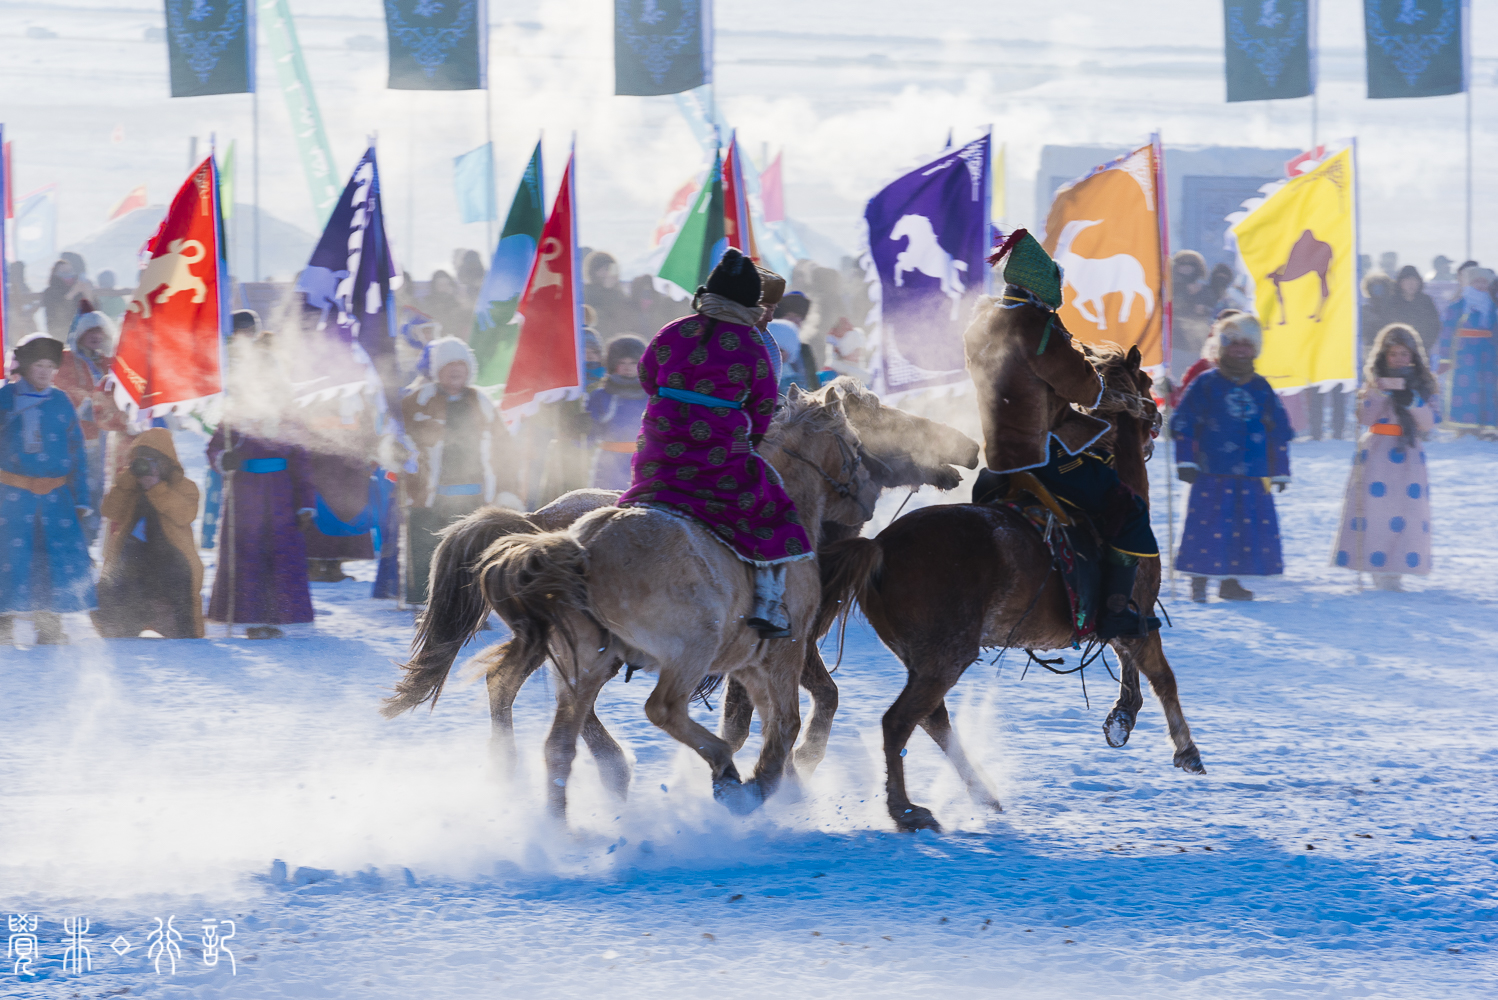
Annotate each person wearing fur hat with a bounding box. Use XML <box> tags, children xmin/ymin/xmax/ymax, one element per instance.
<box><xmin>94</xmin><ymin>428</ymin><xmax>204</xmax><ymax>637</ymax></box>
<box><xmin>617</xmin><ymin>248</ymin><xmax>807</xmax><ymax>638</ymax></box>
<box><xmin>586</xmin><ymin>335</ymin><xmax>650</xmax><ymax>490</ymax></box>
<box><xmin>56</xmin><ymin>311</ymin><xmax>126</xmax><ymax>544</ymax></box>
<box><xmin>1331</xmin><ymin>323</ymin><xmax>1440</xmax><ymax>591</ymax></box>
<box><xmin>400</xmin><ymin>336</ymin><xmax>517</xmax><ymax>603</ymax></box>
<box><xmin>1172</xmin><ymin>313</ymin><xmax>1293</xmax><ymax>602</ymax></box>
<box><xmin>0</xmin><ymin>333</ymin><xmax>96</xmax><ymax>645</ymax></box>
<box><xmin>1436</xmin><ymin>265</ymin><xmax>1498</xmax><ymax>434</ymax></box>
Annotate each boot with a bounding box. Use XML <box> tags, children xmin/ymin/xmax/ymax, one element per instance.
<box><xmin>1374</xmin><ymin>574</ymin><xmax>1403</xmax><ymax>592</ymax></box>
<box><xmin>747</xmin><ymin>565</ymin><xmax>791</xmax><ymax>639</ymax></box>
<box><xmin>1191</xmin><ymin>576</ymin><xmax>1208</xmax><ymax>603</ymax></box>
<box><xmin>1095</xmin><ymin>555</ymin><xmax>1161</xmax><ymax>641</ymax></box>
<box><xmin>1219</xmin><ymin>578</ymin><xmax>1255</xmax><ymax>601</ymax></box>
<box><xmin>33</xmin><ymin>612</ymin><xmax>68</xmax><ymax>645</ymax></box>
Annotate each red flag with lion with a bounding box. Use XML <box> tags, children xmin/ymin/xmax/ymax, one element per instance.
<box><xmin>112</xmin><ymin>155</ymin><xmax>225</xmax><ymax>416</ymax></box>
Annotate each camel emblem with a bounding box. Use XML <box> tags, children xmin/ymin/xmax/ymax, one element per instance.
<box><xmin>1051</xmin><ymin>219</ymin><xmax>1154</xmax><ymax>331</ymax></box>
<box><xmin>1266</xmin><ymin>229</ymin><xmax>1333</xmax><ymax>325</ymax></box>
<box><xmin>128</xmin><ymin>238</ymin><xmax>208</xmax><ymax>319</ymax></box>
<box><xmin>889</xmin><ymin>214</ymin><xmax>968</xmax><ymax>319</ymax></box>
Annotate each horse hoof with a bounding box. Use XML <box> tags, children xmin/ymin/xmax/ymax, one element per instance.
<box><xmin>1103</xmin><ymin>708</ymin><xmax>1135</xmax><ymax>748</ymax></box>
<box><xmin>791</xmin><ymin>746</ymin><xmax>826</xmax><ymax>774</ymax></box>
<box><xmin>713</xmin><ymin>775</ymin><xmax>763</xmax><ymax>815</ymax></box>
<box><xmin>891</xmin><ymin>805</ymin><xmax>942</xmax><ymax>833</ymax></box>
<box><xmin>1173</xmin><ymin>747</ymin><xmax>1206</xmax><ymax>774</ymax></box>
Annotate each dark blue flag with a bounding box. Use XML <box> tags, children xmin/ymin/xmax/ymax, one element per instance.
<box><xmin>1223</xmin><ymin>1</ymin><xmax>1312</xmax><ymax>102</ymax></box>
<box><xmin>1365</xmin><ymin>0</ymin><xmax>1465</xmax><ymax>99</ymax></box>
<box><xmin>865</xmin><ymin>135</ymin><xmax>990</xmax><ymax>396</ymax></box>
<box><xmin>164</xmin><ymin>0</ymin><xmax>255</xmax><ymax>98</ymax></box>
<box><xmin>385</xmin><ymin>0</ymin><xmax>487</xmax><ymax>91</ymax></box>
<box><xmin>615</xmin><ymin>0</ymin><xmax>712</xmax><ymax>97</ymax></box>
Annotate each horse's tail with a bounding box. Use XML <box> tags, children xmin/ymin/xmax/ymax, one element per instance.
<box><xmin>816</xmin><ymin>536</ymin><xmax>886</xmax><ymax>664</ymax></box>
<box><xmin>478</xmin><ymin>529</ymin><xmax>595</xmax><ymax>686</ymax></box>
<box><xmin>382</xmin><ymin>505</ymin><xmax>538</xmax><ymax>718</ymax></box>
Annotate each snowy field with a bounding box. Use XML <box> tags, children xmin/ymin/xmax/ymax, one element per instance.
<box><xmin>2</xmin><ymin>435</ymin><xmax>1496</xmax><ymax>999</ymax></box>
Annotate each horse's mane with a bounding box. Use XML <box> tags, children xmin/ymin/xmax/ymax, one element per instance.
<box><xmin>765</xmin><ymin>386</ymin><xmax>856</xmax><ymax>444</ymax></box>
<box><xmin>1079</xmin><ymin>342</ymin><xmax>1159</xmax><ymax>428</ymax></box>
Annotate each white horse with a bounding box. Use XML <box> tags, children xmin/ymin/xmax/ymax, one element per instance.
<box><xmin>1052</xmin><ymin>219</ymin><xmax>1155</xmax><ymax>331</ymax></box>
<box><xmin>890</xmin><ymin>215</ymin><xmax>968</xmax><ymax>319</ymax></box>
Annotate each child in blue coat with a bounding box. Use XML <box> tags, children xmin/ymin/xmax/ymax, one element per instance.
<box><xmin>586</xmin><ymin>336</ymin><xmax>648</xmax><ymax>490</ymax></box>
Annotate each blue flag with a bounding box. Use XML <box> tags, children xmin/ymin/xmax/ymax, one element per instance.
<box><xmin>164</xmin><ymin>0</ymin><xmax>255</xmax><ymax>98</ymax></box>
<box><xmin>1223</xmin><ymin>1</ymin><xmax>1313</xmax><ymax>102</ymax></box>
<box><xmin>453</xmin><ymin>142</ymin><xmax>496</xmax><ymax>224</ymax></box>
<box><xmin>865</xmin><ymin>134</ymin><xmax>990</xmax><ymax>396</ymax></box>
<box><xmin>385</xmin><ymin>0</ymin><xmax>488</xmax><ymax>91</ymax></box>
<box><xmin>615</xmin><ymin>0</ymin><xmax>713</xmax><ymax>97</ymax></box>
<box><xmin>1365</xmin><ymin>0</ymin><xmax>1466</xmax><ymax>99</ymax></box>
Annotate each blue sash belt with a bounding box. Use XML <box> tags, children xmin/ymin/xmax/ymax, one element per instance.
<box><xmin>436</xmin><ymin>483</ymin><xmax>482</xmax><ymax>496</ymax></box>
<box><xmin>243</xmin><ymin>458</ymin><xmax>288</xmax><ymax>473</ymax></box>
<box><xmin>658</xmin><ymin>386</ymin><xmax>743</xmax><ymax>410</ymax></box>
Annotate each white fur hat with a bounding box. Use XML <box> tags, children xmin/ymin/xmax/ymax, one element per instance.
<box><xmin>1207</xmin><ymin>312</ymin><xmax>1262</xmax><ymax>360</ymax></box>
<box><xmin>424</xmin><ymin>336</ymin><xmax>478</xmax><ymax>383</ymax></box>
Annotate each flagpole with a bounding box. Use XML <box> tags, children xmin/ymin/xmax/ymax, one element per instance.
<box><xmin>253</xmin><ymin>85</ymin><xmax>261</xmax><ymax>282</ymax></box>
<box><xmin>407</xmin><ymin>95</ymin><xmax>417</xmax><ymax>278</ymax></box>
<box><xmin>1152</xmin><ymin>129</ymin><xmax>1176</xmax><ymax>599</ymax></box>
<box><xmin>484</xmin><ymin>10</ymin><xmax>495</xmax><ymax>257</ymax></box>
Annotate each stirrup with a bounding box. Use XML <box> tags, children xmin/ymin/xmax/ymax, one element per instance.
<box><xmin>746</xmin><ymin>615</ymin><xmax>792</xmax><ymax>639</ymax></box>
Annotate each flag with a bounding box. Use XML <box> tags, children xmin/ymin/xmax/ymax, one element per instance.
<box><xmin>1223</xmin><ymin>1</ymin><xmax>1313</xmax><ymax>102</ymax></box>
<box><xmin>722</xmin><ymin>133</ymin><xmax>756</xmax><ymax>257</ymax></box>
<box><xmin>864</xmin><ymin>134</ymin><xmax>991</xmax><ymax>396</ymax></box>
<box><xmin>1365</xmin><ymin>0</ymin><xmax>1465</xmax><ymax>99</ymax></box>
<box><xmin>14</xmin><ymin>185</ymin><xmax>57</xmax><ymax>277</ymax></box>
<box><xmin>472</xmin><ymin>141</ymin><xmax>544</xmax><ymax>387</ymax></box>
<box><xmin>2</xmin><ymin>139</ymin><xmax>12</xmax><ymax>221</ymax></box>
<box><xmin>109</xmin><ymin>184</ymin><xmax>149</xmax><ymax>221</ymax></box>
<box><xmin>261</xmin><ymin>0</ymin><xmax>339</xmax><ymax>223</ymax></box>
<box><xmin>994</xmin><ymin>142</ymin><xmax>1007</xmax><ymax>222</ymax></box>
<box><xmin>1231</xmin><ymin>146</ymin><xmax>1357</xmax><ymax>392</ymax></box>
<box><xmin>385</xmin><ymin>0</ymin><xmax>488</xmax><ymax>91</ymax></box>
<box><xmin>112</xmin><ymin>156</ymin><xmax>226</xmax><ymax>416</ymax></box>
<box><xmin>453</xmin><ymin>142</ymin><xmax>496</xmax><ymax>224</ymax></box>
<box><xmin>501</xmin><ymin>149</ymin><xmax>583</xmax><ymax>423</ymax></box>
<box><xmin>165</xmin><ymin>0</ymin><xmax>256</xmax><ymax>98</ymax></box>
<box><xmin>1040</xmin><ymin>142</ymin><xmax>1166</xmax><ymax>368</ymax></box>
<box><xmin>615</xmin><ymin>0</ymin><xmax>713</xmax><ymax>96</ymax></box>
<box><xmin>760</xmin><ymin>151</ymin><xmax>784</xmax><ymax>223</ymax></box>
<box><xmin>294</xmin><ymin>147</ymin><xmax>400</xmax><ymax>403</ymax></box>
<box><xmin>657</xmin><ymin>149</ymin><xmax>725</xmax><ymax>298</ymax></box>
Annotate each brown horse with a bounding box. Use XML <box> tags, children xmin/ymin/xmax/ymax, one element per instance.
<box><xmin>818</xmin><ymin>300</ymin><xmax>1205</xmax><ymax>832</ymax></box>
<box><xmin>1267</xmin><ymin>229</ymin><xmax>1333</xmax><ymax>325</ymax></box>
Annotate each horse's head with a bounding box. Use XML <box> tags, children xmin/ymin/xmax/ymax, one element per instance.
<box><xmin>770</xmin><ymin>385</ymin><xmax>882</xmax><ymax>528</ymax></box>
<box><xmin>1078</xmin><ymin>342</ymin><xmax>1161</xmax><ymax>492</ymax></box>
<box><xmin>811</xmin><ymin>376</ymin><xmax>979</xmax><ymax>492</ymax></box>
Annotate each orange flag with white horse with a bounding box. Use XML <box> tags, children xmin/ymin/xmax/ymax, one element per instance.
<box><xmin>1041</xmin><ymin>142</ymin><xmax>1166</xmax><ymax>368</ymax></box>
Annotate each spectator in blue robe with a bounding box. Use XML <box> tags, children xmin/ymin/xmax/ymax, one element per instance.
<box><xmin>586</xmin><ymin>336</ymin><xmax>648</xmax><ymax>490</ymax></box>
<box><xmin>1172</xmin><ymin>313</ymin><xmax>1292</xmax><ymax>603</ymax></box>
<box><xmin>1435</xmin><ymin>266</ymin><xmax>1498</xmax><ymax>434</ymax></box>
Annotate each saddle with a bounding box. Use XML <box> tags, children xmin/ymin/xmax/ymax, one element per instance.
<box><xmin>974</xmin><ymin>471</ymin><xmax>1102</xmax><ymax>642</ymax></box>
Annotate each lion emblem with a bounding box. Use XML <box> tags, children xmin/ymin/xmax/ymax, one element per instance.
<box><xmin>128</xmin><ymin>239</ymin><xmax>208</xmax><ymax>319</ymax></box>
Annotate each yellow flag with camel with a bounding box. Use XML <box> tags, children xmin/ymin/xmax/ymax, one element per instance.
<box><xmin>1231</xmin><ymin>146</ymin><xmax>1357</xmax><ymax>391</ymax></box>
<box><xmin>1041</xmin><ymin>143</ymin><xmax>1165</xmax><ymax>368</ymax></box>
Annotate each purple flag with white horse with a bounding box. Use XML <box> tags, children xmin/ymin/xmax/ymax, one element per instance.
<box><xmin>865</xmin><ymin>134</ymin><xmax>990</xmax><ymax>396</ymax></box>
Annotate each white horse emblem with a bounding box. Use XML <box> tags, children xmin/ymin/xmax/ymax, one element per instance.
<box><xmin>1052</xmin><ymin>219</ymin><xmax>1154</xmax><ymax>331</ymax></box>
<box><xmin>890</xmin><ymin>214</ymin><xmax>968</xmax><ymax>319</ymax></box>
<box><xmin>128</xmin><ymin>239</ymin><xmax>208</xmax><ymax>319</ymax></box>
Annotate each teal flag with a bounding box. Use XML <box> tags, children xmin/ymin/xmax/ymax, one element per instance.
<box><xmin>261</xmin><ymin>0</ymin><xmax>339</xmax><ymax>225</ymax></box>
<box><xmin>453</xmin><ymin>143</ymin><xmax>496</xmax><ymax>224</ymax></box>
<box><xmin>657</xmin><ymin>149</ymin><xmax>725</xmax><ymax>298</ymax></box>
<box><xmin>472</xmin><ymin>142</ymin><xmax>545</xmax><ymax>387</ymax></box>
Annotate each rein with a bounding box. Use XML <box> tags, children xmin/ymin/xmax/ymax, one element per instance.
<box><xmin>779</xmin><ymin>431</ymin><xmax>871</xmax><ymax>520</ymax></box>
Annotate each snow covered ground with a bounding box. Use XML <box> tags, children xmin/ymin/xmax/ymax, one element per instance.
<box><xmin>2</xmin><ymin>434</ymin><xmax>1496</xmax><ymax>999</ymax></box>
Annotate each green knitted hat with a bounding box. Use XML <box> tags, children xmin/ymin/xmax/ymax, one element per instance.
<box><xmin>988</xmin><ymin>229</ymin><xmax>1063</xmax><ymax>309</ymax></box>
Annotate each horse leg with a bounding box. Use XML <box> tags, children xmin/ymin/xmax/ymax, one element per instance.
<box><xmin>643</xmin><ymin>674</ymin><xmax>757</xmax><ymax>814</ymax></box>
<box><xmin>883</xmin><ymin>664</ymin><xmax>962</xmax><ymax>833</ymax></box>
<box><xmin>1273</xmin><ymin>281</ymin><xmax>1287</xmax><ymax>325</ymax></box>
<box><xmin>918</xmin><ymin>699</ymin><xmax>1002</xmax><ymax>813</ymax></box>
<box><xmin>733</xmin><ymin>662</ymin><xmax>802</xmax><ymax>802</ymax></box>
<box><xmin>1114</xmin><ymin>631</ymin><xmax>1205</xmax><ymax>773</ymax></box>
<box><xmin>580</xmin><ymin>663</ymin><xmax>630</xmax><ymax>801</ymax></box>
<box><xmin>483</xmin><ymin>639</ymin><xmax>547</xmax><ymax>777</ymax></box>
<box><xmin>792</xmin><ymin>646</ymin><xmax>839</xmax><ymax>773</ymax></box>
<box><xmin>1313</xmin><ymin>274</ymin><xmax>1329</xmax><ymax>320</ymax></box>
<box><xmin>1101</xmin><ymin>645</ymin><xmax>1144</xmax><ymax>748</ymax></box>
<box><xmin>542</xmin><ymin>664</ymin><xmax>614</xmax><ymax>821</ymax></box>
<box><xmin>719</xmin><ymin>678</ymin><xmax>754</xmax><ymax>753</ymax></box>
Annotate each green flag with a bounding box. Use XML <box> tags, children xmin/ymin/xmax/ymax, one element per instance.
<box><xmin>472</xmin><ymin>142</ymin><xmax>546</xmax><ymax>388</ymax></box>
<box><xmin>657</xmin><ymin>150</ymin><xmax>725</xmax><ymax>297</ymax></box>
<box><xmin>261</xmin><ymin>0</ymin><xmax>340</xmax><ymax>225</ymax></box>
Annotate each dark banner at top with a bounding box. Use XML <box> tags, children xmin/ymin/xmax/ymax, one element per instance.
<box><xmin>1365</xmin><ymin>0</ymin><xmax>1465</xmax><ymax>99</ymax></box>
<box><xmin>385</xmin><ymin>0</ymin><xmax>487</xmax><ymax>91</ymax></box>
<box><xmin>1223</xmin><ymin>1</ymin><xmax>1312</xmax><ymax>102</ymax></box>
<box><xmin>164</xmin><ymin>0</ymin><xmax>255</xmax><ymax>98</ymax></box>
<box><xmin>615</xmin><ymin>0</ymin><xmax>712</xmax><ymax>97</ymax></box>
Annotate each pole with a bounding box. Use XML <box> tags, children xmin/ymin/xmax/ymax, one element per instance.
<box><xmin>188</xmin><ymin>136</ymin><xmax>198</xmax><ymax>172</ymax></box>
<box><xmin>484</xmin><ymin>69</ymin><xmax>495</xmax><ymax>255</ymax></box>
<box><xmin>253</xmin><ymin>86</ymin><xmax>261</xmax><ymax>282</ymax></box>
<box><xmin>407</xmin><ymin>94</ymin><xmax>417</xmax><ymax>276</ymax></box>
<box><xmin>1152</xmin><ymin>130</ymin><xmax>1176</xmax><ymax>597</ymax></box>
<box><xmin>1465</xmin><ymin>81</ymin><xmax>1472</xmax><ymax>261</ymax></box>
<box><xmin>223</xmin><ymin>429</ymin><xmax>236</xmax><ymax>638</ymax></box>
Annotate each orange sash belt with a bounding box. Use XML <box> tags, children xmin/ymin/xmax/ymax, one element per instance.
<box><xmin>598</xmin><ymin>441</ymin><xmax>638</xmax><ymax>454</ymax></box>
<box><xmin>0</xmin><ymin>470</ymin><xmax>68</xmax><ymax>495</ymax></box>
<box><xmin>1458</xmin><ymin>328</ymin><xmax>1492</xmax><ymax>339</ymax></box>
<box><xmin>1369</xmin><ymin>423</ymin><xmax>1403</xmax><ymax>436</ymax></box>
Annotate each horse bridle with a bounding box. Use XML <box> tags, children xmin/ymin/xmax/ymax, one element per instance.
<box><xmin>781</xmin><ymin>431</ymin><xmax>874</xmax><ymax>521</ymax></box>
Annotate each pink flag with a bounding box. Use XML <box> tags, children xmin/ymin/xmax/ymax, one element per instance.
<box><xmin>760</xmin><ymin>151</ymin><xmax>784</xmax><ymax>223</ymax></box>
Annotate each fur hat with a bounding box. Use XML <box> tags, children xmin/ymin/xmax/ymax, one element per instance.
<box><xmin>774</xmin><ymin>291</ymin><xmax>811</xmax><ymax>320</ymax></box>
<box><xmin>14</xmin><ymin>332</ymin><xmax>64</xmax><ymax>369</ymax></box>
<box><xmin>756</xmin><ymin>265</ymin><xmax>786</xmax><ymax>307</ymax></box>
<box><xmin>69</xmin><ymin>310</ymin><xmax>117</xmax><ymax>351</ymax></box>
<box><xmin>1207</xmin><ymin>312</ymin><xmax>1262</xmax><ymax>360</ymax></box>
<box><xmin>704</xmin><ymin>248</ymin><xmax>761</xmax><ymax>308</ymax></box>
<box><xmin>424</xmin><ymin>336</ymin><xmax>478</xmax><ymax>383</ymax></box>
<box><xmin>988</xmin><ymin>229</ymin><xmax>1062</xmax><ymax>309</ymax></box>
<box><xmin>232</xmin><ymin>309</ymin><xmax>262</xmax><ymax>337</ymax></box>
<box><xmin>606</xmin><ymin>335</ymin><xmax>647</xmax><ymax>368</ymax></box>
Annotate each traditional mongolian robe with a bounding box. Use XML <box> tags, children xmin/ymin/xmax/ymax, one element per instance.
<box><xmin>0</xmin><ymin>381</ymin><xmax>96</xmax><ymax>614</ymax></box>
<box><xmin>586</xmin><ymin>375</ymin><xmax>649</xmax><ymax>490</ymax></box>
<box><xmin>206</xmin><ymin>427</ymin><xmax>315</xmax><ymax>625</ymax></box>
<box><xmin>1438</xmin><ymin>294</ymin><xmax>1498</xmax><ymax>430</ymax></box>
<box><xmin>1331</xmin><ymin>388</ymin><xmax>1436</xmax><ymax>577</ymax></box>
<box><xmin>618</xmin><ymin>314</ymin><xmax>813</xmax><ymax>566</ymax></box>
<box><xmin>1172</xmin><ymin>369</ymin><xmax>1293</xmax><ymax>578</ymax></box>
